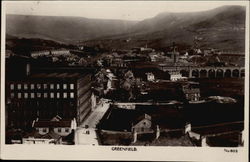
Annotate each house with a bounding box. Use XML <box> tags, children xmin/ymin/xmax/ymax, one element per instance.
<box><xmin>185</xmin><ymin>122</ymin><xmax>244</xmax><ymax>147</ymax></box>
<box><xmin>106</xmin><ymin>69</ymin><xmax>117</xmax><ymax>91</ymax></box>
<box><xmin>132</xmin><ymin>114</ymin><xmax>152</xmax><ymax>133</ymax></box>
<box><xmin>32</xmin><ymin>117</ymin><xmax>76</xmax><ymax>137</ymax></box>
<box><xmin>146</xmin><ymin>72</ymin><xmax>155</xmax><ymax>82</ymax></box>
<box><xmin>22</xmin><ymin>130</ymin><xmax>62</xmax><ymax>144</ymax></box>
<box><xmin>181</xmin><ymin>82</ymin><xmax>200</xmax><ymax>102</ymax></box>
<box><xmin>22</xmin><ymin>116</ymin><xmax>77</xmax><ymax>144</ymax></box>
<box><xmin>148</xmin><ymin>52</ymin><xmax>167</xmax><ymax>62</ymax></box>
<box><xmin>111</xmin><ymin>58</ymin><xmax>126</xmax><ymax>67</ymax></box>
<box><xmin>169</xmin><ymin>71</ymin><xmax>187</xmax><ymax>81</ymax></box>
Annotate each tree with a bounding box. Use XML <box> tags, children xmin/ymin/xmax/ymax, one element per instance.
<box><xmin>120</xmin><ymin>70</ymin><xmax>136</xmax><ymax>101</ymax></box>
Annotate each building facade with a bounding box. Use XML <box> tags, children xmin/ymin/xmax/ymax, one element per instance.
<box><xmin>31</xmin><ymin>49</ymin><xmax>71</xmax><ymax>58</ymax></box>
<box><xmin>132</xmin><ymin>114</ymin><xmax>152</xmax><ymax>133</ymax></box>
<box><xmin>6</xmin><ymin>72</ymin><xmax>92</xmax><ymax>130</ymax></box>
<box><xmin>181</xmin><ymin>82</ymin><xmax>201</xmax><ymax>102</ymax></box>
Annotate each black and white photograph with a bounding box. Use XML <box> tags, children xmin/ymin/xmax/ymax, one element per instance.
<box><xmin>1</xmin><ymin>1</ymin><xmax>249</xmax><ymax>161</ymax></box>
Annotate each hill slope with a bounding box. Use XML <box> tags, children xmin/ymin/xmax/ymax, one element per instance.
<box><xmin>6</xmin><ymin>15</ymin><xmax>137</xmax><ymax>43</ymax></box>
<box><xmin>6</xmin><ymin>5</ymin><xmax>246</xmax><ymax>51</ymax></box>
<box><xmin>90</xmin><ymin>5</ymin><xmax>245</xmax><ymax>51</ymax></box>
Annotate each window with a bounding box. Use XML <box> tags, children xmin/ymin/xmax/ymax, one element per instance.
<box><xmin>37</xmin><ymin>93</ymin><xmax>41</xmax><ymax>98</ymax></box>
<box><xmin>30</xmin><ymin>84</ymin><xmax>35</xmax><ymax>90</ymax></box>
<box><xmin>24</xmin><ymin>84</ymin><xmax>28</xmax><ymax>90</ymax></box>
<box><xmin>17</xmin><ymin>84</ymin><xmax>22</xmax><ymax>90</ymax></box>
<box><xmin>70</xmin><ymin>92</ymin><xmax>74</xmax><ymax>98</ymax></box>
<box><xmin>65</xmin><ymin>128</ymin><xmax>69</xmax><ymax>133</ymax></box>
<box><xmin>11</xmin><ymin>93</ymin><xmax>15</xmax><ymax>98</ymax></box>
<box><xmin>50</xmin><ymin>84</ymin><xmax>54</xmax><ymax>89</ymax></box>
<box><xmin>44</xmin><ymin>93</ymin><xmax>48</xmax><ymax>98</ymax></box>
<box><xmin>24</xmin><ymin>93</ymin><xmax>28</xmax><ymax>98</ymax></box>
<box><xmin>10</xmin><ymin>84</ymin><xmax>14</xmax><ymax>90</ymax></box>
<box><xmin>18</xmin><ymin>93</ymin><xmax>22</xmax><ymax>98</ymax></box>
<box><xmin>58</xmin><ymin>128</ymin><xmax>61</xmax><ymax>133</ymax></box>
<box><xmin>56</xmin><ymin>84</ymin><xmax>60</xmax><ymax>89</ymax></box>
<box><xmin>57</xmin><ymin>93</ymin><xmax>60</xmax><ymax>98</ymax></box>
<box><xmin>37</xmin><ymin>84</ymin><xmax>41</xmax><ymax>89</ymax></box>
<box><xmin>31</xmin><ymin>93</ymin><xmax>35</xmax><ymax>98</ymax></box>
<box><xmin>63</xmin><ymin>84</ymin><xmax>67</xmax><ymax>89</ymax></box>
<box><xmin>70</xmin><ymin>84</ymin><xmax>74</xmax><ymax>90</ymax></box>
<box><xmin>43</xmin><ymin>84</ymin><xmax>48</xmax><ymax>89</ymax></box>
<box><xmin>50</xmin><ymin>93</ymin><xmax>54</xmax><ymax>98</ymax></box>
<box><xmin>63</xmin><ymin>93</ymin><xmax>67</xmax><ymax>98</ymax></box>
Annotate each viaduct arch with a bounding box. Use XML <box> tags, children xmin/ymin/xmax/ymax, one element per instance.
<box><xmin>189</xmin><ymin>67</ymin><xmax>244</xmax><ymax>78</ymax></box>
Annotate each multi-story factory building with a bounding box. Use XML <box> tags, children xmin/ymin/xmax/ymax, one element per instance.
<box><xmin>6</xmin><ymin>72</ymin><xmax>93</xmax><ymax>130</ymax></box>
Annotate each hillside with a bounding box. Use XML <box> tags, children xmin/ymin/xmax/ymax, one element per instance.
<box><xmin>85</xmin><ymin>5</ymin><xmax>246</xmax><ymax>51</ymax></box>
<box><xmin>6</xmin><ymin>15</ymin><xmax>137</xmax><ymax>43</ymax></box>
<box><xmin>6</xmin><ymin>34</ymin><xmax>76</xmax><ymax>56</ymax></box>
<box><xmin>6</xmin><ymin>5</ymin><xmax>246</xmax><ymax>52</ymax></box>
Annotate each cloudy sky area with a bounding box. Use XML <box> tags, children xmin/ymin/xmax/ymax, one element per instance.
<box><xmin>4</xmin><ymin>1</ymin><xmax>247</xmax><ymax>21</ymax></box>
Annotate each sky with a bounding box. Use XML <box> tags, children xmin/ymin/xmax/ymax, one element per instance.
<box><xmin>4</xmin><ymin>1</ymin><xmax>247</xmax><ymax>21</ymax></box>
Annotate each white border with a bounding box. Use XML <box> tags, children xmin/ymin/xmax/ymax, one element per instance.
<box><xmin>1</xmin><ymin>1</ymin><xmax>249</xmax><ymax>161</ymax></box>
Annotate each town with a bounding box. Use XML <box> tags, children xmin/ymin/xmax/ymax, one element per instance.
<box><xmin>5</xmin><ymin>41</ymin><xmax>245</xmax><ymax>147</ymax></box>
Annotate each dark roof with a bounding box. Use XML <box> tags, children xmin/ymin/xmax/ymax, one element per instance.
<box><xmin>30</xmin><ymin>72</ymin><xmax>85</xmax><ymax>79</ymax></box>
<box><xmin>183</xmin><ymin>89</ymin><xmax>200</xmax><ymax>94</ymax></box>
<box><xmin>192</xmin><ymin>122</ymin><xmax>244</xmax><ymax>136</ymax></box>
<box><xmin>42</xmin><ymin>131</ymin><xmax>61</xmax><ymax>140</ymax></box>
<box><xmin>100</xmin><ymin>105</ymin><xmax>186</xmax><ymax>131</ymax></box>
<box><xmin>34</xmin><ymin>121</ymin><xmax>71</xmax><ymax>128</ymax></box>
<box><xmin>133</xmin><ymin>114</ymin><xmax>151</xmax><ymax>126</ymax></box>
<box><xmin>24</xmin><ymin>130</ymin><xmax>62</xmax><ymax>140</ymax></box>
<box><xmin>7</xmin><ymin>72</ymin><xmax>90</xmax><ymax>82</ymax></box>
<box><xmin>24</xmin><ymin>130</ymin><xmax>43</xmax><ymax>138</ymax></box>
<box><xmin>131</xmin><ymin>67</ymin><xmax>169</xmax><ymax>80</ymax></box>
<box><xmin>131</xmin><ymin>134</ymin><xmax>194</xmax><ymax>146</ymax></box>
<box><xmin>99</xmin><ymin>108</ymin><xmax>145</xmax><ymax>131</ymax></box>
<box><xmin>32</xmin><ymin>66</ymin><xmax>96</xmax><ymax>74</ymax></box>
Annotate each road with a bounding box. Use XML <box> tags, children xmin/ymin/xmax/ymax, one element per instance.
<box><xmin>75</xmin><ymin>99</ymin><xmax>110</xmax><ymax>145</ymax></box>
<box><xmin>81</xmin><ymin>99</ymin><xmax>110</xmax><ymax>128</ymax></box>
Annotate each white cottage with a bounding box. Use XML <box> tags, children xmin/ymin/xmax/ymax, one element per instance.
<box><xmin>132</xmin><ymin>114</ymin><xmax>152</xmax><ymax>133</ymax></box>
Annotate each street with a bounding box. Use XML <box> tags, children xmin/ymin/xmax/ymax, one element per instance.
<box><xmin>75</xmin><ymin>99</ymin><xmax>110</xmax><ymax>145</ymax></box>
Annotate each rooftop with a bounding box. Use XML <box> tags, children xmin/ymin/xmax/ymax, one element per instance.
<box><xmin>192</xmin><ymin>122</ymin><xmax>244</xmax><ymax>136</ymax></box>
<box><xmin>30</xmin><ymin>72</ymin><xmax>85</xmax><ymax>79</ymax></box>
<box><xmin>34</xmin><ymin>121</ymin><xmax>72</xmax><ymax>128</ymax></box>
<box><xmin>131</xmin><ymin>133</ymin><xmax>194</xmax><ymax>146</ymax></box>
<box><xmin>8</xmin><ymin>72</ymin><xmax>90</xmax><ymax>82</ymax></box>
<box><xmin>24</xmin><ymin>130</ymin><xmax>61</xmax><ymax>140</ymax></box>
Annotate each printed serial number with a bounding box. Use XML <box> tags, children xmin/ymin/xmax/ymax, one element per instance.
<box><xmin>224</xmin><ymin>149</ymin><xmax>238</xmax><ymax>153</ymax></box>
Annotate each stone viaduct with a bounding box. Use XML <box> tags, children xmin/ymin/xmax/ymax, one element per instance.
<box><xmin>159</xmin><ymin>65</ymin><xmax>245</xmax><ymax>78</ymax></box>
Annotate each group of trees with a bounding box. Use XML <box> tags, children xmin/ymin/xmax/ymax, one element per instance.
<box><xmin>117</xmin><ymin>70</ymin><xmax>143</xmax><ymax>101</ymax></box>
<box><xmin>93</xmin><ymin>69</ymin><xmax>143</xmax><ymax>102</ymax></box>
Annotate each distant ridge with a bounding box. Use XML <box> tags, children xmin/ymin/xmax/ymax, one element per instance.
<box><xmin>6</xmin><ymin>14</ymin><xmax>137</xmax><ymax>43</ymax></box>
<box><xmin>6</xmin><ymin>5</ymin><xmax>246</xmax><ymax>51</ymax></box>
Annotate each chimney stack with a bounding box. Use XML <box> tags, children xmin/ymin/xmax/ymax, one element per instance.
<box><xmin>201</xmin><ymin>136</ymin><xmax>208</xmax><ymax>147</ymax></box>
<box><xmin>26</xmin><ymin>63</ymin><xmax>31</xmax><ymax>76</ymax></box>
<box><xmin>132</xmin><ymin>129</ymin><xmax>137</xmax><ymax>143</ymax></box>
<box><xmin>155</xmin><ymin>125</ymin><xmax>160</xmax><ymax>140</ymax></box>
<box><xmin>238</xmin><ymin>130</ymin><xmax>244</xmax><ymax>146</ymax></box>
<box><xmin>184</xmin><ymin>123</ymin><xmax>191</xmax><ymax>134</ymax></box>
